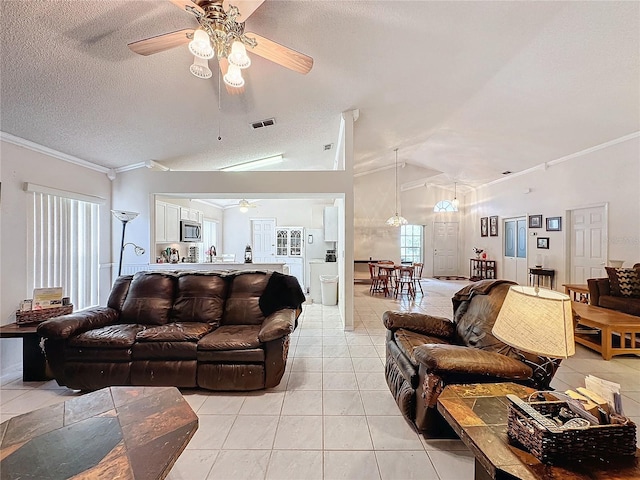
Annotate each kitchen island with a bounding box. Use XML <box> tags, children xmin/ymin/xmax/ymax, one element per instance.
<box><xmin>146</xmin><ymin>262</ymin><xmax>286</xmax><ymax>273</ymax></box>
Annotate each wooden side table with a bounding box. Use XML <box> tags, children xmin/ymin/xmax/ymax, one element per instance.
<box><xmin>563</xmin><ymin>283</ymin><xmax>590</xmax><ymax>303</ymax></box>
<box><xmin>437</xmin><ymin>382</ymin><xmax>640</xmax><ymax>479</ymax></box>
<box><xmin>0</xmin><ymin>323</ymin><xmax>48</xmax><ymax>381</ymax></box>
<box><xmin>528</xmin><ymin>268</ymin><xmax>555</xmax><ymax>289</ymax></box>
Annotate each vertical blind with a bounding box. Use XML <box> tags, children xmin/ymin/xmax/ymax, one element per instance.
<box><xmin>29</xmin><ymin>192</ymin><xmax>100</xmax><ymax>310</ymax></box>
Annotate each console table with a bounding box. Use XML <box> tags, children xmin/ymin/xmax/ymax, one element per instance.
<box><xmin>470</xmin><ymin>259</ymin><xmax>496</xmax><ymax>281</ymax></box>
<box><xmin>528</xmin><ymin>267</ymin><xmax>555</xmax><ymax>289</ymax></box>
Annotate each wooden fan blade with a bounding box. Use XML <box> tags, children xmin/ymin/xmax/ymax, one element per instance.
<box><xmin>228</xmin><ymin>0</ymin><xmax>265</xmax><ymax>21</ymax></box>
<box><xmin>169</xmin><ymin>0</ymin><xmax>205</xmax><ymax>16</ymax></box>
<box><xmin>245</xmin><ymin>32</ymin><xmax>313</xmax><ymax>74</ymax></box>
<box><xmin>219</xmin><ymin>58</ymin><xmax>245</xmax><ymax>95</ymax></box>
<box><xmin>128</xmin><ymin>29</ymin><xmax>194</xmax><ymax>56</ymax></box>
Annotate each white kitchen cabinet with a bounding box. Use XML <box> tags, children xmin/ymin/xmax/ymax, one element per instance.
<box><xmin>156</xmin><ymin>201</ymin><xmax>180</xmax><ymax>242</ymax></box>
<box><xmin>323</xmin><ymin>206</ymin><xmax>338</xmax><ymax>242</ymax></box>
<box><xmin>180</xmin><ymin>207</ymin><xmax>202</xmax><ymax>222</ymax></box>
<box><xmin>275</xmin><ymin>227</ymin><xmax>305</xmax><ymax>289</ymax></box>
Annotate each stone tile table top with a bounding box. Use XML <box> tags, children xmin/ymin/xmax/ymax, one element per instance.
<box><xmin>0</xmin><ymin>386</ymin><xmax>198</xmax><ymax>480</ymax></box>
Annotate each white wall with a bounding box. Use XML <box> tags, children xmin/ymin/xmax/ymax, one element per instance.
<box><xmin>464</xmin><ymin>137</ymin><xmax>640</xmax><ymax>288</ymax></box>
<box><xmin>0</xmin><ymin>140</ymin><xmax>112</xmax><ymax>375</ymax></box>
<box><xmin>354</xmin><ymin>164</ymin><xmax>455</xmax><ymax>277</ymax></box>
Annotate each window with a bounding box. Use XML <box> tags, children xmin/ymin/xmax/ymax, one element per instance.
<box><xmin>28</xmin><ymin>191</ymin><xmax>100</xmax><ymax>310</ymax></box>
<box><xmin>400</xmin><ymin>225</ymin><xmax>423</xmax><ymax>264</ymax></box>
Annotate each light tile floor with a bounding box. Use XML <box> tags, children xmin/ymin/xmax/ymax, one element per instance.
<box><xmin>1</xmin><ymin>279</ymin><xmax>639</xmax><ymax>479</ymax></box>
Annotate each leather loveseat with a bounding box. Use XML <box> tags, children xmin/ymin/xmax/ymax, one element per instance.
<box><xmin>37</xmin><ymin>270</ymin><xmax>305</xmax><ymax>391</ymax></box>
<box><xmin>384</xmin><ymin>279</ymin><xmax>561</xmax><ymax>434</ymax></box>
<box><xmin>587</xmin><ymin>264</ymin><xmax>640</xmax><ymax>317</ymax></box>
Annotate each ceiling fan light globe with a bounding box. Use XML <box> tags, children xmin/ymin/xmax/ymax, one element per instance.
<box><xmin>190</xmin><ymin>56</ymin><xmax>212</xmax><ymax>79</ymax></box>
<box><xmin>188</xmin><ymin>29</ymin><xmax>215</xmax><ymax>59</ymax></box>
<box><xmin>228</xmin><ymin>41</ymin><xmax>251</xmax><ymax>69</ymax></box>
<box><xmin>239</xmin><ymin>206</ymin><xmax>249</xmax><ymax>213</ymax></box>
<box><xmin>223</xmin><ymin>64</ymin><xmax>245</xmax><ymax>88</ymax></box>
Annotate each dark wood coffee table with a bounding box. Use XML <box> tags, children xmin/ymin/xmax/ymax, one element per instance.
<box><xmin>0</xmin><ymin>386</ymin><xmax>198</xmax><ymax>479</ymax></box>
<box><xmin>437</xmin><ymin>382</ymin><xmax>640</xmax><ymax>480</ymax></box>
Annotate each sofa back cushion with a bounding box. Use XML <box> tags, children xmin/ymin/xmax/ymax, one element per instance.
<box><xmin>107</xmin><ymin>275</ymin><xmax>133</xmax><ymax>311</ymax></box>
<box><xmin>120</xmin><ymin>272</ymin><xmax>176</xmax><ymax>325</ymax></box>
<box><xmin>172</xmin><ymin>272</ymin><xmax>228</xmax><ymax>326</ymax></box>
<box><xmin>222</xmin><ymin>272</ymin><xmax>270</xmax><ymax>325</ymax></box>
<box><xmin>605</xmin><ymin>267</ymin><xmax>640</xmax><ymax>298</ymax></box>
<box><xmin>454</xmin><ymin>282</ymin><xmax>511</xmax><ymax>352</ymax></box>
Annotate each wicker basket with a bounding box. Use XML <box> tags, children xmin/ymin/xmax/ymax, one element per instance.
<box><xmin>508</xmin><ymin>400</ymin><xmax>637</xmax><ymax>464</ymax></box>
<box><xmin>16</xmin><ymin>305</ymin><xmax>73</xmax><ymax>325</ymax></box>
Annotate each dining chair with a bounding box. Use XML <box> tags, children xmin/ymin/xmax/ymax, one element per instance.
<box><xmin>377</xmin><ymin>261</ymin><xmax>395</xmax><ymax>296</ymax></box>
<box><xmin>395</xmin><ymin>265</ymin><xmax>415</xmax><ymax>298</ymax></box>
<box><xmin>368</xmin><ymin>263</ymin><xmax>382</xmax><ymax>294</ymax></box>
<box><xmin>412</xmin><ymin>262</ymin><xmax>424</xmax><ymax>294</ymax></box>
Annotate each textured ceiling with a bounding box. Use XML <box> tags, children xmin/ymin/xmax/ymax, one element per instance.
<box><xmin>1</xmin><ymin>1</ymin><xmax>638</xmax><ymax>188</ymax></box>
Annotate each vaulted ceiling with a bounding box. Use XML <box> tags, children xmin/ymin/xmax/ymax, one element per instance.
<box><xmin>1</xmin><ymin>1</ymin><xmax>638</xmax><ymax>189</ymax></box>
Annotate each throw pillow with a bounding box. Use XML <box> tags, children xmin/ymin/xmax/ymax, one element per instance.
<box><xmin>605</xmin><ymin>267</ymin><xmax>640</xmax><ymax>298</ymax></box>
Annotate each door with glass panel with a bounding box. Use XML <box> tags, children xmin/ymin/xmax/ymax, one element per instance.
<box><xmin>503</xmin><ymin>217</ymin><xmax>527</xmax><ymax>285</ymax></box>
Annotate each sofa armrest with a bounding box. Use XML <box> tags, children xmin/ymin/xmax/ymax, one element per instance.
<box><xmin>37</xmin><ymin>307</ymin><xmax>120</xmax><ymax>340</ymax></box>
<box><xmin>413</xmin><ymin>344</ymin><xmax>533</xmax><ymax>379</ymax></box>
<box><xmin>382</xmin><ymin>311</ymin><xmax>454</xmax><ymax>339</ymax></box>
<box><xmin>587</xmin><ymin>278</ymin><xmax>610</xmax><ymax>306</ymax></box>
<box><xmin>259</xmin><ymin>309</ymin><xmax>296</xmax><ymax>343</ymax></box>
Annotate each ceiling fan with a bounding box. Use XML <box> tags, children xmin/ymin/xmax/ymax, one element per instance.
<box><xmin>238</xmin><ymin>199</ymin><xmax>257</xmax><ymax>212</ymax></box>
<box><xmin>128</xmin><ymin>0</ymin><xmax>313</xmax><ymax>94</ymax></box>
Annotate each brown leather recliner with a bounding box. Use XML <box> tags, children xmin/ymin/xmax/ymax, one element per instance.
<box><xmin>384</xmin><ymin>279</ymin><xmax>561</xmax><ymax>434</ymax></box>
<box><xmin>38</xmin><ymin>270</ymin><xmax>304</xmax><ymax>391</ymax></box>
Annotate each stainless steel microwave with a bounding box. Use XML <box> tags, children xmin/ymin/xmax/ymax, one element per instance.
<box><xmin>180</xmin><ymin>220</ymin><xmax>202</xmax><ymax>242</ymax></box>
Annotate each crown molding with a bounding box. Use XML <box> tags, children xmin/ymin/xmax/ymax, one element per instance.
<box><xmin>482</xmin><ymin>131</ymin><xmax>640</xmax><ymax>188</ymax></box>
<box><xmin>0</xmin><ymin>131</ymin><xmax>110</xmax><ymax>173</ymax></box>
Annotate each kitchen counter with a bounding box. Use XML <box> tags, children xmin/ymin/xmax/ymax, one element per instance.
<box><xmin>147</xmin><ymin>263</ymin><xmax>286</xmax><ymax>273</ymax></box>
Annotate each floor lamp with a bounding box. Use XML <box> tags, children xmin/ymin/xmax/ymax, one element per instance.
<box><xmin>111</xmin><ymin>210</ymin><xmax>145</xmax><ymax>277</ymax></box>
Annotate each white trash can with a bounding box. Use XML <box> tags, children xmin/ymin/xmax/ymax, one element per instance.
<box><xmin>320</xmin><ymin>275</ymin><xmax>338</xmax><ymax>305</ymax></box>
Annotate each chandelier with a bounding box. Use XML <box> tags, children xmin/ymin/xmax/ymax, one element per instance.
<box><xmin>386</xmin><ymin>148</ymin><xmax>408</xmax><ymax>227</ymax></box>
<box><xmin>187</xmin><ymin>2</ymin><xmax>257</xmax><ymax>87</ymax></box>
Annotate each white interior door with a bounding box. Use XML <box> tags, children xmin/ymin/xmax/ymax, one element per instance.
<box><xmin>570</xmin><ymin>205</ymin><xmax>607</xmax><ymax>283</ymax></box>
<box><xmin>433</xmin><ymin>222</ymin><xmax>459</xmax><ymax>277</ymax></box>
<box><xmin>251</xmin><ymin>219</ymin><xmax>276</xmax><ymax>263</ymax></box>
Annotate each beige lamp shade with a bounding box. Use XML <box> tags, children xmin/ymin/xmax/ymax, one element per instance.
<box><xmin>492</xmin><ymin>285</ymin><xmax>575</xmax><ymax>358</ymax></box>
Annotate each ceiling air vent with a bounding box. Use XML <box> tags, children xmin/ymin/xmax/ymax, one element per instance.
<box><xmin>502</xmin><ymin>170</ymin><xmax>512</xmax><ymax>175</ymax></box>
<box><xmin>251</xmin><ymin>118</ymin><xmax>276</xmax><ymax>129</ymax></box>
<box><xmin>324</xmin><ymin>143</ymin><xmax>333</xmax><ymax>151</ymax></box>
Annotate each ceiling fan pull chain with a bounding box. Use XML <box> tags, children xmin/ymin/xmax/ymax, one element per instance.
<box><xmin>217</xmin><ymin>66</ymin><xmax>222</xmax><ymax>141</ymax></box>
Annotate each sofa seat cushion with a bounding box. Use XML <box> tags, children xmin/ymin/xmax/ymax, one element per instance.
<box><xmin>394</xmin><ymin>329</ymin><xmax>450</xmax><ymax>364</ymax></box>
<box><xmin>132</xmin><ymin>341</ymin><xmax>197</xmax><ymax>360</ymax></box>
<box><xmin>136</xmin><ymin>323</ymin><xmax>212</xmax><ymax>342</ymax></box>
<box><xmin>65</xmin><ymin>347</ymin><xmax>132</xmax><ymax>362</ymax></box>
<box><xmin>198</xmin><ymin>348</ymin><xmax>265</xmax><ymax>363</ymax></box>
<box><xmin>68</xmin><ymin>324</ymin><xmax>145</xmax><ymax>348</ymax></box>
<box><xmin>198</xmin><ymin>325</ymin><xmax>261</xmax><ymax>351</ymax></box>
<box><xmin>599</xmin><ymin>295</ymin><xmax>640</xmax><ymax>317</ymax></box>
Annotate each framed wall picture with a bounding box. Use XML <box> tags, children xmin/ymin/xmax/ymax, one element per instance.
<box><xmin>489</xmin><ymin>216</ymin><xmax>498</xmax><ymax>237</ymax></box>
<box><xmin>546</xmin><ymin>216</ymin><xmax>562</xmax><ymax>231</ymax></box>
<box><xmin>528</xmin><ymin>214</ymin><xmax>542</xmax><ymax>228</ymax></box>
<box><xmin>537</xmin><ymin>237</ymin><xmax>549</xmax><ymax>249</ymax></box>
<box><xmin>480</xmin><ymin>217</ymin><xmax>488</xmax><ymax>237</ymax></box>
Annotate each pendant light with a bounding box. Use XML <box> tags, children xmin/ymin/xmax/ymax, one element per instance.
<box><xmin>451</xmin><ymin>182</ymin><xmax>459</xmax><ymax>210</ymax></box>
<box><xmin>386</xmin><ymin>148</ymin><xmax>408</xmax><ymax>227</ymax></box>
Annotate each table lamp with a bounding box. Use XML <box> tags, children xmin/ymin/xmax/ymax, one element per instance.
<box><xmin>493</xmin><ymin>285</ymin><xmax>574</xmax><ymax>358</ymax></box>
<box><xmin>492</xmin><ymin>285</ymin><xmax>574</xmax><ymax>386</ymax></box>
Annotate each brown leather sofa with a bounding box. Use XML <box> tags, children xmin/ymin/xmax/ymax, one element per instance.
<box><xmin>384</xmin><ymin>279</ymin><xmax>561</xmax><ymax>434</ymax></box>
<box><xmin>587</xmin><ymin>263</ymin><xmax>640</xmax><ymax>317</ymax></box>
<box><xmin>37</xmin><ymin>270</ymin><xmax>305</xmax><ymax>391</ymax></box>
